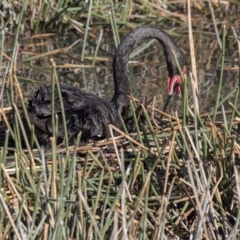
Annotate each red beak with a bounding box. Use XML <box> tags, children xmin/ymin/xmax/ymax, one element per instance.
<box><xmin>167</xmin><ymin>75</ymin><xmax>182</xmax><ymax>96</ymax></box>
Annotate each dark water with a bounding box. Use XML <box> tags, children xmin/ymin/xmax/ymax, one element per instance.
<box><xmin>1</xmin><ymin>30</ymin><xmax>239</xmax><ymax>114</ymax></box>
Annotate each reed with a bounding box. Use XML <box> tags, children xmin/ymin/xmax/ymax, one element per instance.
<box><xmin>0</xmin><ymin>0</ymin><xmax>240</xmax><ymax>239</ymax></box>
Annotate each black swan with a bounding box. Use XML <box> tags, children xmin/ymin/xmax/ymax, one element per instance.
<box><xmin>2</xmin><ymin>26</ymin><xmax>187</xmax><ymax>145</ymax></box>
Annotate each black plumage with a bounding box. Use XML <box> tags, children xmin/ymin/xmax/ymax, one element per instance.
<box><xmin>1</xmin><ymin>26</ymin><xmax>186</xmax><ymax>146</ymax></box>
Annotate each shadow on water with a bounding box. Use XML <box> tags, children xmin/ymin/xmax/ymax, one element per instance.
<box><xmin>1</xmin><ymin>29</ymin><xmax>239</xmax><ymax>114</ymax></box>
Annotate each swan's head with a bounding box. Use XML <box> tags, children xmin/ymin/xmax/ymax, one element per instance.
<box><xmin>167</xmin><ymin>66</ymin><xmax>187</xmax><ymax>96</ymax></box>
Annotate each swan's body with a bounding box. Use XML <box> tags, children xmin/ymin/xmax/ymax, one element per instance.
<box><xmin>2</xmin><ymin>26</ymin><xmax>186</xmax><ymax>146</ymax></box>
<box><xmin>28</xmin><ymin>85</ymin><xmax>121</xmax><ymax>142</ymax></box>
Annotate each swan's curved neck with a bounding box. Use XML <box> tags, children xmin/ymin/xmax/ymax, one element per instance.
<box><xmin>111</xmin><ymin>26</ymin><xmax>186</xmax><ymax>115</ymax></box>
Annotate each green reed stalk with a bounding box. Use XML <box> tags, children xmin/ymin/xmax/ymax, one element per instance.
<box><xmin>87</xmin><ymin>170</ymin><xmax>104</xmax><ymax>238</ymax></box>
<box><xmin>77</xmin><ymin>172</ymin><xmax>85</xmax><ymax>238</ymax></box>
<box><xmin>182</xmin><ymin>72</ymin><xmax>189</xmax><ymax>128</ymax></box>
<box><xmin>0</xmin><ymin>193</ymin><xmax>3</xmax><ymax>239</ymax></box>
<box><xmin>0</xmin><ymin>151</ymin><xmax>3</xmax><ymax>193</ymax></box>
<box><xmin>230</xmin><ymin>27</ymin><xmax>240</xmax><ymax>90</ymax></box>
<box><xmin>141</xmin><ymin>105</ymin><xmax>162</xmax><ymax>156</ymax></box>
<box><xmin>227</xmin><ymin>206</ymin><xmax>240</xmax><ymax>240</ymax></box>
<box><xmin>118</xmin><ymin>113</ymin><xmax>137</xmax><ymax>155</ymax></box>
<box><xmin>120</xmin><ymin>148</ymin><xmax>128</xmax><ymax>239</ymax></box>
<box><xmin>81</xmin><ymin>0</ymin><xmax>92</xmax><ymax>61</ymax></box>
<box><xmin>88</xmin><ymin>150</ymin><xmax>104</xmax><ymax>169</ymax></box>
<box><xmin>92</xmin><ymin>29</ymin><xmax>103</xmax><ymax>66</ymax></box>
<box><xmin>31</xmin><ymin>215</ymin><xmax>48</xmax><ymax>240</ymax></box>
<box><xmin>209</xmin><ymin>1</ymin><xmax>222</xmax><ymax>49</ymax></box>
<box><xmin>51</xmin><ymin>61</ymin><xmax>56</xmax><ymax>143</ymax></box>
<box><xmin>229</xmin><ymin>87</ymin><xmax>239</xmax><ymax>132</ymax></box>
<box><xmin>0</xmin><ymin>193</ymin><xmax>22</xmax><ymax>240</ymax></box>
<box><xmin>53</xmin><ymin>62</ymin><xmax>70</xmax><ymax>153</ymax></box>
<box><xmin>78</xmin><ymin>190</ymin><xmax>103</xmax><ymax>240</ymax></box>
<box><xmin>213</xmin><ymin>25</ymin><xmax>226</xmax><ymax>122</ymax></box>
<box><xmin>187</xmin><ymin>0</ymin><xmax>198</xmax><ymax>112</ymax></box>
<box><xmin>129</xmin><ymin>39</ymin><xmax>155</xmax><ymax>58</ymax></box>
<box><xmin>110</xmin><ymin>0</ymin><xmax>120</xmax><ymax>46</ymax></box>
<box><xmin>14</xmin><ymin>77</ymin><xmax>41</xmax><ymax>150</ymax></box>
<box><xmin>58</xmin><ymin>156</ymin><xmax>66</xmax><ymax>198</ymax></box>
<box><xmin>100</xmin><ymin>176</ymin><xmax>113</xmax><ymax>230</ymax></box>
<box><xmin>55</xmin><ymin>114</ymin><xmax>59</xmax><ymax>142</ymax></box>
<box><xmin>127</xmin><ymin>172</ymin><xmax>151</xmax><ymax>228</ymax></box>
<box><xmin>228</xmin><ymin>142</ymin><xmax>240</xmax><ymax>239</ymax></box>
<box><xmin>29</xmin><ymin>124</ymin><xmax>35</xmax><ymax>149</ymax></box>
<box><xmin>52</xmin><ymin>197</ymin><xmax>66</xmax><ymax>239</ymax></box>
<box><xmin>34</xmin><ymin>1</ymin><xmax>45</xmax><ymax>33</ymax></box>
<box><xmin>7</xmin><ymin>0</ymin><xmax>29</xmax><ymax>89</ymax></box>
<box><xmin>143</xmin><ymin>181</ymin><xmax>149</xmax><ymax>239</ymax></box>
<box><xmin>43</xmin><ymin>1</ymin><xmax>52</xmax><ymax>25</ymax></box>
<box><xmin>129</xmin><ymin>101</ymin><xmax>148</xmax><ymax>158</ymax></box>
<box><xmin>12</xmin><ymin>103</ymin><xmax>36</xmax><ymax>172</ymax></box>
<box><xmin>2</xmin><ymin>130</ymin><xmax>9</xmax><ymax>163</ymax></box>
<box><xmin>63</xmin><ymin>133</ymin><xmax>81</xmax><ymax>197</ymax></box>
<box><xmin>29</xmin><ymin>176</ymin><xmax>42</xmax><ymax>237</ymax></box>
<box><xmin>209</xmin><ymin>88</ymin><xmax>238</xmax><ymax>116</ymax></box>
<box><xmin>0</xmin><ymin>31</ymin><xmax>4</xmax><ymax>86</ymax></box>
<box><xmin>102</xmin><ymin>184</ymin><xmax>123</xmax><ymax>236</ymax></box>
<box><xmin>15</xmin><ymin>195</ymin><xmax>25</xmax><ymax>233</ymax></box>
<box><xmin>237</xmin><ymin>31</ymin><xmax>240</xmax><ymax>87</ymax></box>
<box><xmin>120</xmin><ymin>0</ymin><xmax>130</xmax><ymax>22</ymax></box>
<box><xmin>50</xmin><ymin>136</ymin><xmax>57</xmax><ymax>213</ymax></box>
<box><xmin>129</xmin><ymin>151</ymin><xmax>141</xmax><ymax>188</ymax></box>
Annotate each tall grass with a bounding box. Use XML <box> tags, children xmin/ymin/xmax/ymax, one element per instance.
<box><xmin>0</xmin><ymin>0</ymin><xmax>240</xmax><ymax>239</ymax></box>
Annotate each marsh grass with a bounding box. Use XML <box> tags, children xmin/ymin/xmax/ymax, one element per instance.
<box><xmin>1</xmin><ymin>0</ymin><xmax>240</xmax><ymax>239</ymax></box>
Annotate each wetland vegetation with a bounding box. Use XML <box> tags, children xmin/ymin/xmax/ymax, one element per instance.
<box><xmin>0</xmin><ymin>0</ymin><xmax>240</xmax><ymax>239</ymax></box>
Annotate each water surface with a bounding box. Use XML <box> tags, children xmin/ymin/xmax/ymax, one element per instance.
<box><xmin>1</xmin><ymin>29</ymin><xmax>239</xmax><ymax>115</ymax></box>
